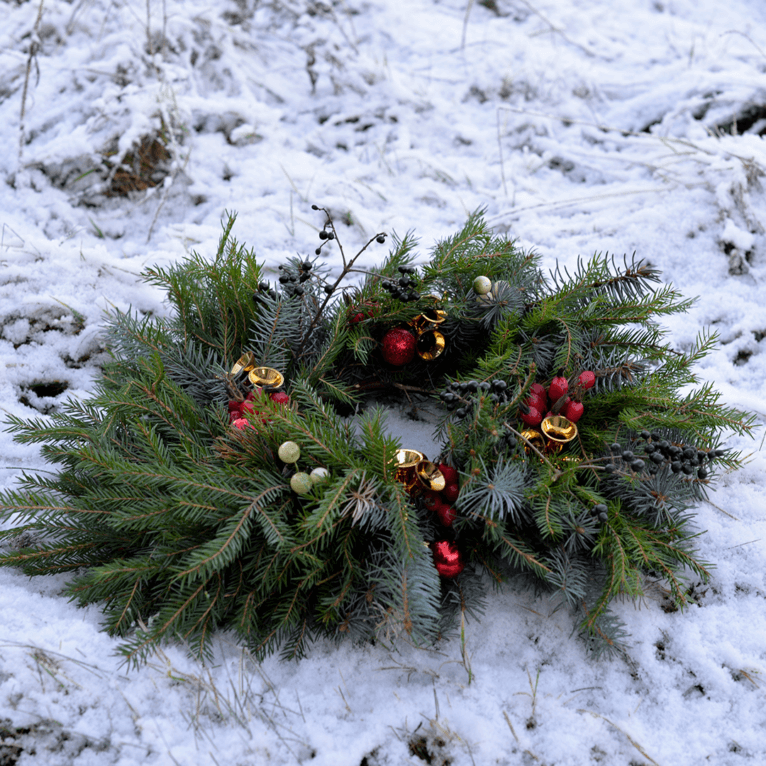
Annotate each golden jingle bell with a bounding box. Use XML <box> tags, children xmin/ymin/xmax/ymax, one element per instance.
<box><xmin>409</xmin><ymin>309</ymin><xmax>447</xmax><ymax>361</ymax></box>
<box><xmin>248</xmin><ymin>366</ymin><xmax>285</xmax><ymax>390</ymax></box>
<box><xmin>520</xmin><ymin>429</ymin><xmax>546</xmax><ymax>456</ymax></box>
<box><xmin>393</xmin><ymin>450</ymin><xmax>446</xmax><ymax>495</ymax></box>
<box><xmin>394</xmin><ymin>449</ymin><xmax>425</xmax><ymax>493</ymax></box>
<box><xmin>540</xmin><ymin>415</ymin><xmax>578</xmax><ymax>453</ymax></box>
<box><xmin>230</xmin><ymin>351</ymin><xmax>256</xmax><ymax>376</ymax></box>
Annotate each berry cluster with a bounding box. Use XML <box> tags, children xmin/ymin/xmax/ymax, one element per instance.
<box><xmin>520</xmin><ymin>370</ymin><xmax>595</xmax><ymax>427</ymax></box>
<box><xmin>440</xmin><ymin>378</ymin><xmax>510</xmax><ymax>418</ymax></box>
<box><xmin>591</xmin><ymin>503</ymin><xmax>609</xmax><ymax>523</ymax></box>
<box><xmin>382</xmin><ymin>265</ymin><xmax>420</xmax><ymax>303</ymax></box>
<box><xmin>276</xmin><ymin>261</ymin><xmax>313</xmax><ymax>298</ymax></box>
<box><xmin>229</xmin><ymin>389</ymin><xmax>290</xmax><ymax>429</ymax></box>
<box><xmin>603</xmin><ymin>431</ymin><xmax>724</xmax><ymax>479</ymax></box>
<box><xmin>420</xmin><ymin>464</ymin><xmax>460</xmax><ymax>527</ymax></box>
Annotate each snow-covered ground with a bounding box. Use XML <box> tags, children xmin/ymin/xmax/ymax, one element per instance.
<box><xmin>1</xmin><ymin>0</ymin><xmax>766</xmax><ymax>763</ymax></box>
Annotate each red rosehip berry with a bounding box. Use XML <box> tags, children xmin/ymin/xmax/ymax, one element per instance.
<box><xmin>423</xmin><ymin>491</ymin><xmax>442</xmax><ymax>511</ymax></box>
<box><xmin>530</xmin><ymin>382</ymin><xmax>547</xmax><ymax>401</ymax></box>
<box><xmin>578</xmin><ymin>370</ymin><xmax>596</xmax><ymax>390</ymax></box>
<box><xmin>525</xmin><ymin>393</ymin><xmax>546</xmax><ymax>413</ymax></box>
<box><xmin>269</xmin><ymin>392</ymin><xmax>290</xmax><ymax>405</ymax></box>
<box><xmin>441</xmin><ymin>482</ymin><xmax>459</xmax><ymax>504</ymax></box>
<box><xmin>520</xmin><ymin>405</ymin><xmax>543</xmax><ymax>426</ymax></box>
<box><xmin>548</xmin><ymin>374</ymin><xmax>569</xmax><ymax>403</ymax></box>
<box><xmin>564</xmin><ymin>400</ymin><xmax>585</xmax><ymax>423</ymax></box>
<box><xmin>233</xmin><ymin>418</ymin><xmax>251</xmax><ymax>430</ymax></box>
<box><xmin>437</xmin><ymin>464</ymin><xmax>459</xmax><ymax>486</ymax></box>
<box><xmin>436</xmin><ymin>504</ymin><xmax>456</xmax><ymax>527</ymax></box>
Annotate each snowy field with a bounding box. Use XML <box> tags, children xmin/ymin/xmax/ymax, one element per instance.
<box><xmin>1</xmin><ymin>0</ymin><xmax>766</xmax><ymax>763</ymax></box>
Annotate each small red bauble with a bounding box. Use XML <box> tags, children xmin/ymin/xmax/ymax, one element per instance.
<box><xmin>423</xmin><ymin>491</ymin><xmax>442</xmax><ymax>511</ymax></box>
<box><xmin>548</xmin><ymin>375</ymin><xmax>569</xmax><ymax>403</ymax></box>
<box><xmin>578</xmin><ymin>370</ymin><xmax>596</xmax><ymax>390</ymax></box>
<box><xmin>441</xmin><ymin>482</ymin><xmax>459</xmax><ymax>504</ymax></box>
<box><xmin>269</xmin><ymin>392</ymin><xmax>290</xmax><ymax>405</ymax></box>
<box><xmin>381</xmin><ymin>328</ymin><xmax>417</xmax><ymax>366</ymax></box>
<box><xmin>564</xmin><ymin>400</ymin><xmax>585</xmax><ymax>423</ymax></box>
<box><xmin>520</xmin><ymin>405</ymin><xmax>542</xmax><ymax>426</ymax></box>
<box><xmin>432</xmin><ymin>540</ymin><xmax>464</xmax><ymax>578</ymax></box>
<box><xmin>437</xmin><ymin>464</ymin><xmax>459</xmax><ymax>486</ymax></box>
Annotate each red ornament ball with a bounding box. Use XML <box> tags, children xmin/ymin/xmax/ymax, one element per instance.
<box><xmin>441</xmin><ymin>482</ymin><xmax>459</xmax><ymax>504</ymax></box>
<box><xmin>437</xmin><ymin>464</ymin><xmax>459</xmax><ymax>486</ymax></box>
<box><xmin>564</xmin><ymin>400</ymin><xmax>585</xmax><ymax>423</ymax></box>
<box><xmin>381</xmin><ymin>328</ymin><xmax>417</xmax><ymax>366</ymax></box>
<box><xmin>432</xmin><ymin>540</ymin><xmax>464</xmax><ymax>578</ymax></box>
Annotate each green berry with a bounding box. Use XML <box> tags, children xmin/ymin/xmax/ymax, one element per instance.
<box><xmin>278</xmin><ymin>441</ymin><xmax>301</xmax><ymax>463</ymax></box>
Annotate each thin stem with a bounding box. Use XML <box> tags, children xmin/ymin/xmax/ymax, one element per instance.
<box><xmin>298</xmin><ymin>208</ymin><xmax>386</xmax><ymax>352</ymax></box>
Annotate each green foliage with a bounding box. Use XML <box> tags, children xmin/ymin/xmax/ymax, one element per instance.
<box><xmin>0</xmin><ymin>211</ymin><xmax>755</xmax><ymax>663</ymax></box>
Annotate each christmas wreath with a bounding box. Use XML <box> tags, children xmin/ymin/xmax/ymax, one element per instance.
<box><xmin>0</xmin><ymin>210</ymin><xmax>755</xmax><ymax>664</ymax></box>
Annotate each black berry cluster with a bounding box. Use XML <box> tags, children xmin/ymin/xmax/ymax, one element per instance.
<box><xmin>276</xmin><ymin>261</ymin><xmax>313</xmax><ymax>297</ymax></box>
<box><xmin>440</xmin><ymin>378</ymin><xmax>509</xmax><ymax>418</ymax></box>
<box><xmin>603</xmin><ymin>431</ymin><xmax>724</xmax><ymax>480</ymax></box>
<box><xmin>591</xmin><ymin>503</ymin><xmax>609</xmax><ymax>523</ymax></box>
<box><xmin>382</xmin><ymin>265</ymin><xmax>420</xmax><ymax>303</ymax></box>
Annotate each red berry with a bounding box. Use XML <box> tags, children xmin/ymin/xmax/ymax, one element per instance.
<box><xmin>269</xmin><ymin>392</ymin><xmax>290</xmax><ymax>405</ymax></box>
<box><xmin>525</xmin><ymin>393</ymin><xmax>546</xmax><ymax>412</ymax></box>
<box><xmin>578</xmin><ymin>370</ymin><xmax>596</xmax><ymax>390</ymax></box>
<box><xmin>548</xmin><ymin>375</ymin><xmax>569</xmax><ymax>403</ymax></box>
<box><xmin>437</xmin><ymin>464</ymin><xmax>459</xmax><ymax>486</ymax></box>
<box><xmin>228</xmin><ymin>400</ymin><xmax>242</xmax><ymax>413</ymax></box>
<box><xmin>564</xmin><ymin>400</ymin><xmax>585</xmax><ymax>423</ymax></box>
<box><xmin>441</xmin><ymin>483</ymin><xmax>459</xmax><ymax>504</ymax></box>
<box><xmin>241</xmin><ymin>400</ymin><xmax>257</xmax><ymax>414</ymax></box>
<box><xmin>423</xmin><ymin>491</ymin><xmax>442</xmax><ymax>511</ymax></box>
<box><xmin>246</xmin><ymin>389</ymin><xmax>261</xmax><ymax>400</ymax></box>
<box><xmin>530</xmin><ymin>382</ymin><xmax>547</xmax><ymax>401</ymax></box>
<box><xmin>233</xmin><ymin>418</ymin><xmax>251</xmax><ymax>430</ymax></box>
<box><xmin>436</xmin><ymin>504</ymin><xmax>456</xmax><ymax>527</ymax></box>
<box><xmin>520</xmin><ymin>405</ymin><xmax>542</xmax><ymax>426</ymax></box>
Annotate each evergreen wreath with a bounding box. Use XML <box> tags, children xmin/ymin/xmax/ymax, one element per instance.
<box><xmin>0</xmin><ymin>209</ymin><xmax>755</xmax><ymax>665</ymax></box>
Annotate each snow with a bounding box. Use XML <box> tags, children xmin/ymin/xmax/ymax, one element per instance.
<box><xmin>1</xmin><ymin>0</ymin><xmax>766</xmax><ymax>763</ymax></box>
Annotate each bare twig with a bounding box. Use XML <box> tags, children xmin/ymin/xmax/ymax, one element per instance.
<box><xmin>18</xmin><ymin>0</ymin><xmax>46</xmax><ymax>162</ymax></box>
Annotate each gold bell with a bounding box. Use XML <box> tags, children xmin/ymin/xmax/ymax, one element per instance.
<box><xmin>394</xmin><ymin>449</ymin><xmax>426</xmax><ymax>494</ymax></box>
<box><xmin>231</xmin><ymin>352</ymin><xmax>256</xmax><ymax>376</ymax></box>
<box><xmin>408</xmin><ymin>309</ymin><xmax>448</xmax><ymax>361</ymax></box>
<box><xmin>416</xmin><ymin>329</ymin><xmax>446</xmax><ymax>361</ymax></box>
<box><xmin>520</xmin><ymin>429</ymin><xmax>546</xmax><ymax>455</ymax></box>
<box><xmin>541</xmin><ymin>415</ymin><xmax>578</xmax><ymax>453</ymax></box>
<box><xmin>248</xmin><ymin>366</ymin><xmax>285</xmax><ymax>390</ymax></box>
<box><xmin>415</xmin><ymin>461</ymin><xmax>446</xmax><ymax>493</ymax></box>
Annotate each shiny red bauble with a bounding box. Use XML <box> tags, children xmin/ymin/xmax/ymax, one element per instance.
<box><xmin>432</xmin><ymin>540</ymin><xmax>464</xmax><ymax>578</ymax></box>
<box><xmin>381</xmin><ymin>328</ymin><xmax>417</xmax><ymax>366</ymax></box>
